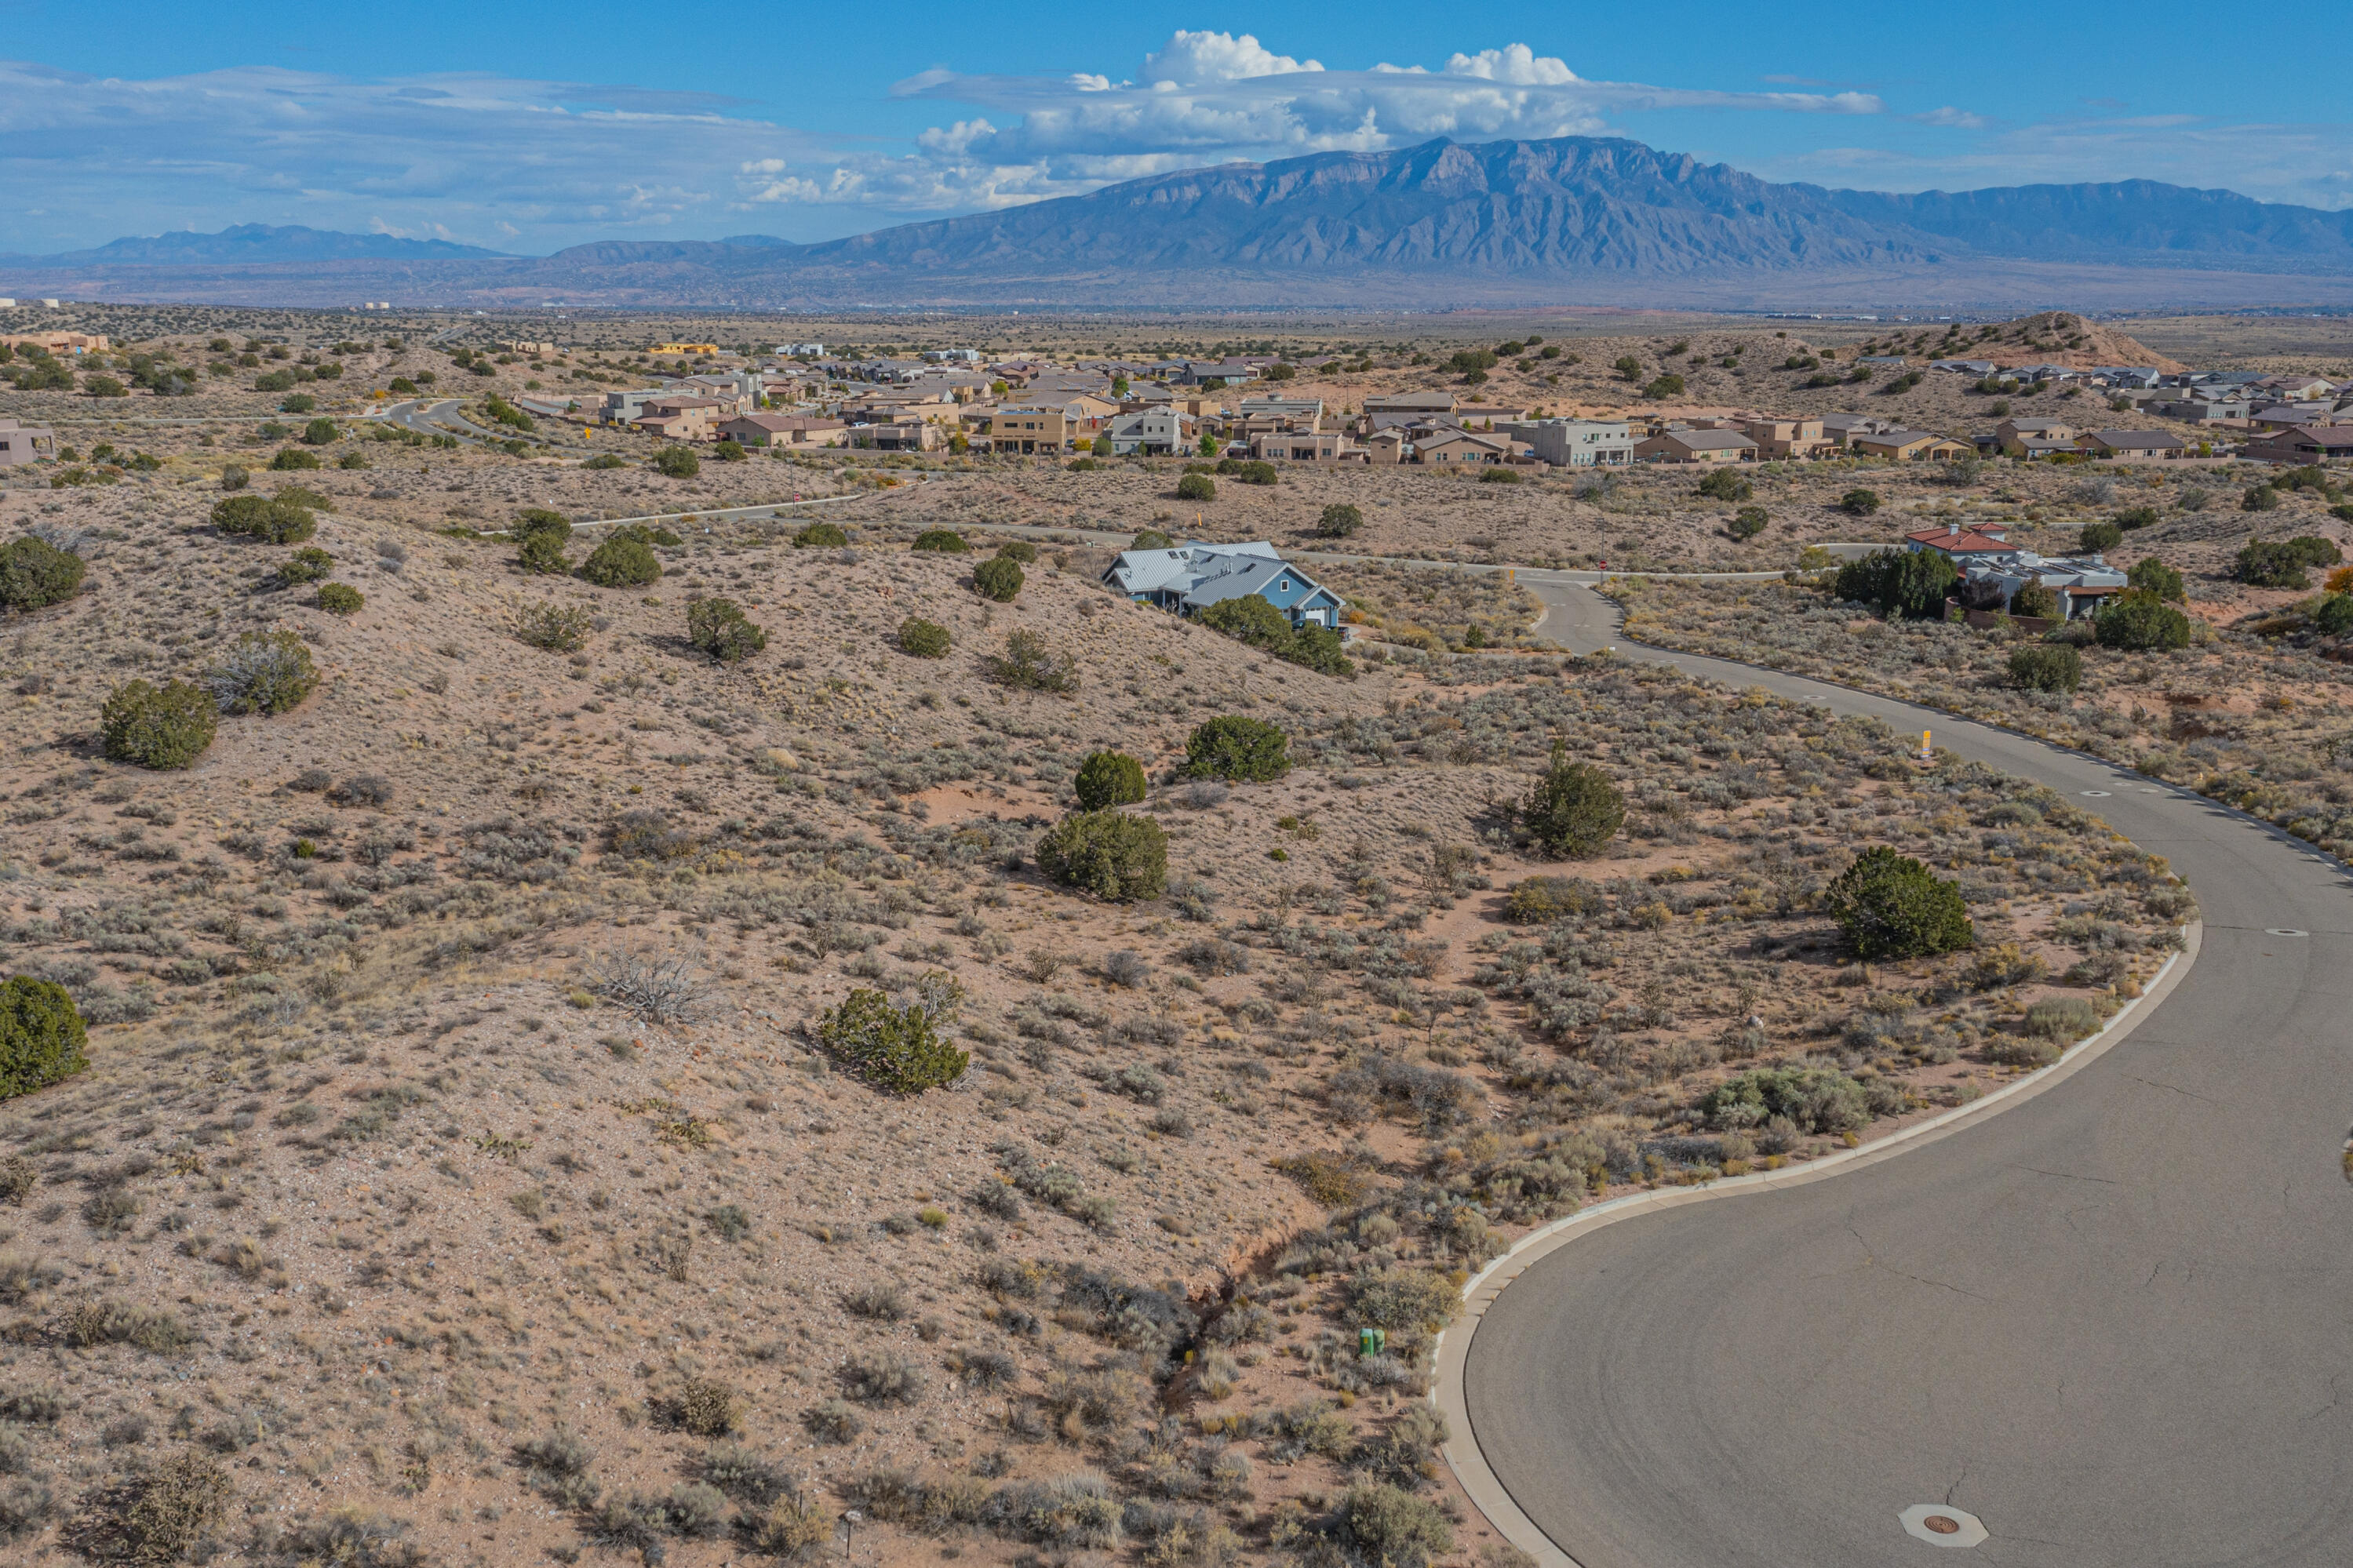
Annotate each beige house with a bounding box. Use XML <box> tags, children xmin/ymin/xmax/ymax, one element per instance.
<box><xmin>983</xmin><ymin>406</ymin><xmax>1072</xmax><ymax>453</ymax></box>
<box><xmin>1994</xmin><ymin>417</ymin><xmax>2078</xmax><ymax>456</ymax></box>
<box><xmin>851</xmin><ymin>421</ymin><xmax>942</xmax><ymax>453</ymax></box>
<box><xmin>1634</xmin><ymin>428</ymin><xmax>1758</xmax><ymax>464</ymax></box>
<box><xmin>1248</xmin><ymin>430</ymin><xmax>1357</xmax><ymax>462</ymax></box>
<box><xmin>1851</xmin><ymin>428</ymin><xmax>1971</xmax><ymax>462</ymax></box>
<box><xmin>1739</xmin><ymin>417</ymin><xmax>1830</xmax><ymax>460</ymax></box>
<box><xmin>719</xmin><ymin>413</ymin><xmax>844</xmax><ymax>449</ymax></box>
<box><xmin>1414</xmin><ymin>429</ymin><xmax>1527</xmax><ymax>465</ymax></box>
<box><xmin>2082</xmin><ymin>428</ymin><xmax>2189</xmax><ymax>461</ymax></box>
<box><xmin>632</xmin><ymin>396</ymin><xmax>725</xmax><ymax>442</ymax></box>
<box><xmin>1364</xmin><ymin>429</ymin><xmax>1408</xmax><ymax>465</ymax></box>
<box><xmin>0</xmin><ymin>417</ymin><xmax>57</xmax><ymax>466</ymax></box>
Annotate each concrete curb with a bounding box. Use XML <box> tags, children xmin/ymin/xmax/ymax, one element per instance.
<box><xmin>1430</xmin><ymin>923</ymin><xmax>2201</xmax><ymax>1568</ymax></box>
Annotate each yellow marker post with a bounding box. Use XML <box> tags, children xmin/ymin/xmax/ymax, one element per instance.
<box><xmin>1921</xmin><ymin>729</ymin><xmax>1932</xmax><ymax>759</ymax></box>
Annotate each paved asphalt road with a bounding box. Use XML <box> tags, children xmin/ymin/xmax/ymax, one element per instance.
<box><xmin>1452</xmin><ymin>578</ymin><xmax>2353</xmax><ymax>1566</ymax></box>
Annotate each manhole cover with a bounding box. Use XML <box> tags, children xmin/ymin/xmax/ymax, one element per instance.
<box><xmin>2267</xmin><ymin>929</ymin><xmax>2309</xmax><ymax>937</ymax></box>
<box><xmin>1900</xmin><ymin>1504</ymin><xmax>1987</xmax><ymax>1548</ymax></box>
<box><xmin>2080</xmin><ymin>789</ymin><xmax>2112</xmax><ymax>798</ymax></box>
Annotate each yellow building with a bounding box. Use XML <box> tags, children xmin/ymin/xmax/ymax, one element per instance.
<box><xmin>652</xmin><ymin>343</ymin><xmax>719</xmax><ymax>355</ymax></box>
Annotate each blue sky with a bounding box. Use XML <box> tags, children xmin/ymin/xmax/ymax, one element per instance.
<box><xmin>5</xmin><ymin>0</ymin><xmax>2349</xmax><ymax>253</ymax></box>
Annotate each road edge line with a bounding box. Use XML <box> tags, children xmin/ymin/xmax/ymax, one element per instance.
<box><xmin>1430</xmin><ymin>922</ymin><xmax>2202</xmax><ymax>1568</ymax></box>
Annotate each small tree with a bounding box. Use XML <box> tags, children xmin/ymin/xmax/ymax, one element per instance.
<box><xmin>652</xmin><ymin>446</ymin><xmax>700</xmax><ymax>478</ymax></box>
<box><xmin>1316</xmin><ymin>504</ymin><xmax>1364</xmax><ymax>538</ymax></box>
<box><xmin>210</xmin><ymin>494</ymin><xmax>314</xmax><ymax>544</ymax></box>
<box><xmin>0</xmin><ymin>534</ymin><xmax>86</xmax><ymax>611</ymax></box>
<box><xmin>0</xmin><ymin>977</ymin><xmax>89</xmax><ymax>1101</ymax></box>
<box><xmin>101</xmin><ymin>678</ymin><xmax>217</xmax><ymax>769</ymax></box>
<box><xmin>1827</xmin><ymin>846</ymin><xmax>1973</xmax><ymax>960</ymax></box>
<box><xmin>985</xmin><ymin>628</ymin><xmax>1077</xmax><ymax>693</ymax></box>
<box><xmin>1185</xmin><ymin>715</ymin><xmax>1288</xmax><ymax>781</ymax></box>
<box><xmin>2078</xmin><ymin>521</ymin><xmax>2122</xmax><ymax>552</ymax></box>
<box><xmin>818</xmin><ymin>983</ymin><xmax>969</xmax><ymax>1095</ymax></box>
<box><xmin>1131</xmin><ymin>529</ymin><xmax>1175</xmax><ymax>550</ymax></box>
<box><xmin>514</xmin><ymin>508</ymin><xmax>571</xmax><ymax>575</ymax></box>
<box><xmin>1521</xmin><ymin>741</ymin><xmax>1623</xmax><ymax>857</ymax></box>
<box><xmin>1728</xmin><ymin>506</ymin><xmax>1768</xmax><ymax>540</ymax></box>
<box><xmin>1073</xmin><ymin>751</ymin><xmax>1146</xmax><ymax>810</ymax></box>
<box><xmin>206</xmin><ymin>631</ymin><xmax>319</xmax><ymax>715</ymax></box>
<box><xmin>1696</xmin><ymin>468</ymin><xmax>1751</xmax><ymax>502</ymax></box>
<box><xmin>315</xmin><ymin>583</ymin><xmax>364</xmax><ymax>615</ymax></box>
<box><xmin>276</xmin><ymin>547</ymin><xmax>333</xmax><ymax>586</ymax></box>
<box><xmin>1612</xmin><ymin>355</ymin><xmax>1643</xmax><ymax>381</ymax></box>
<box><xmin>912</xmin><ymin>529</ymin><xmax>970</xmax><ymax>553</ymax></box>
<box><xmin>2127</xmin><ymin>556</ymin><xmax>2184</xmax><ymax>602</ymax></box>
<box><xmin>300</xmin><ymin>417</ymin><xmax>340</xmax><ymax>446</ymax></box>
<box><xmin>1834</xmin><ymin>548</ymin><xmax>1957</xmax><ymax>620</ymax></box>
<box><xmin>972</xmin><ymin>557</ymin><xmax>1025</xmax><ymax>602</ymax></box>
<box><xmin>687</xmin><ymin>597</ymin><xmax>767</xmax><ymax>663</ymax></box>
<box><xmin>2008</xmin><ymin>643</ymin><xmax>2081</xmax><ymax>693</ymax></box>
<box><xmin>995</xmin><ymin>540</ymin><xmax>1038</xmax><ymax>563</ymax></box>
<box><xmin>792</xmin><ymin>522</ymin><xmax>848</xmax><ymax>548</ymax></box>
<box><xmin>712</xmin><ymin>439</ymin><xmax>746</xmax><ymax>462</ymax></box>
<box><xmin>268</xmin><ymin>448</ymin><xmax>322</xmax><ymax>471</ymax></box>
<box><xmin>1175</xmin><ymin>473</ymin><xmax>1215</xmax><ymax>502</ymax></box>
<box><xmin>1035</xmin><ymin>809</ymin><xmax>1169</xmax><ymax>902</ymax></box>
<box><xmin>1839</xmin><ymin>488</ymin><xmax>1881</xmax><ymax>516</ymax></box>
<box><xmin>581</xmin><ymin>533</ymin><xmax>662</xmax><ymax>588</ymax></box>
<box><xmin>2096</xmin><ymin>596</ymin><xmax>2192</xmax><ymax>651</ymax></box>
<box><xmin>2010</xmin><ymin>581</ymin><xmax>2061</xmax><ymax>619</ymax></box>
<box><xmin>898</xmin><ymin>617</ymin><xmax>950</xmax><ymax>658</ymax></box>
<box><xmin>2315</xmin><ymin>594</ymin><xmax>2353</xmax><ymax>637</ymax></box>
<box><xmin>515</xmin><ymin>602</ymin><xmax>593</xmax><ymax>652</ymax></box>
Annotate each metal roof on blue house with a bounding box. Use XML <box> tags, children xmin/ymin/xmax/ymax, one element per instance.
<box><xmin>1102</xmin><ymin>541</ymin><xmax>1345</xmax><ymax>629</ymax></box>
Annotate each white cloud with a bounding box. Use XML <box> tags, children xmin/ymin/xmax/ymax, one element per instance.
<box><xmin>1445</xmin><ymin>45</ymin><xmax>1577</xmax><ymax>86</ymax></box>
<box><xmin>1143</xmin><ymin>31</ymin><xmax>1323</xmax><ymax>85</ymax></box>
<box><xmin>1912</xmin><ymin>106</ymin><xmax>1990</xmax><ymax>130</ymax></box>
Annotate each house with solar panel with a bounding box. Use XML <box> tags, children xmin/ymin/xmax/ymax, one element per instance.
<box><xmin>1100</xmin><ymin>540</ymin><xmax>1345</xmax><ymax>631</ymax></box>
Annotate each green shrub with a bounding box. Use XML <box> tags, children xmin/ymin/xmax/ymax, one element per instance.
<box><xmin>1699</xmin><ymin>1064</ymin><xmax>1870</xmax><ymax>1135</ymax></box>
<box><xmin>1335</xmin><ymin>1483</ymin><xmax>1454</xmax><ymax>1566</ymax></box>
<box><xmin>515</xmin><ymin>602</ymin><xmax>593</xmax><ymax>652</ymax></box>
<box><xmin>0</xmin><ymin>535</ymin><xmax>85</xmax><ymax>611</ymax></box>
<box><xmin>2126</xmin><ymin>556</ymin><xmax>2184</xmax><ymax>602</ymax></box>
<box><xmin>1834</xmin><ymin>548</ymin><xmax>1958</xmax><ymax>619</ymax></box>
<box><xmin>1215</xmin><ymin>457</ymin><xmax>1279</xmax><ymax>485</ymax></box>
<box><xmin>0</xmin><ymin>977</ymin><xmax>89</xmax><ymax>1101</ymax></box>
<box><xmin>209</xmin><ymin>494</ymin><xmax>315</xmax><ymax>544</ymax></box>
<box><xmin>1315</xmin><ymin>504</ymin><xmax>1364</xmax><ymax>538</ymax></box>
<box><xmin>1696</xmin><ymin>467</ymin><xmax>1752</xmax><ymax>502</ymax></box>
<box><xmin>712</xmin><ymin>439</ymin><xmax>746</xmax><ymax>462</ymax></box>
<box><xmin>1729</xmin><ymin>506</ymin><xmax>1768</xmax><ymax>540</ymax></box>
<box><xmin>1520</xmin><ymin>741</ymin><xmax>1623</xmax><ymax>857</ymax></box>
<box><xmin>652</xmin><ymin>446</ymin><xmax>700</xmax><ymax>478</ymax></box>
<box><xmin>1035</xmin><ymin>810</ymin><xmax>1168</xmax><ymax>902</ymax></box>
<box><xmin>1349</xmin><ymin>1268</ymin><xmax>1457</xmax><ymax>1330</ymax></box>
<box><xmin>1641</xmin><ymin>374</ymin><xmax>1685</xmax><ymax>400</ymax></box>
<box><xmin>2114</xmin><ymin>504</ymin><xmax>2160</xmax><ymax>530</ymax></box>
<box><xmin>1839</xmin><ymin>488</ymin><xmax>1881</xmax><ymax>515</ymax></box>
<box><xmin>514</xmin><ymin>507</ymin><xmax>570</xmax><ymax>544</ymax></box>
<box><xmin>1175</xmin><ymin>473</ymin><xmax>1215</xmax><ymax>502</ymax></box>
<box><xmin>517</xmin><ymin>532</ymin><xmax>569</xmax><ymax>574</ymax></box>
<box><xmin>687</xmin><ymin>597</ymin><xmax>767</xmax><ymax>663</ymax></box>
<box><xmin>2079</xmin><ymin>521</ymin><xmax>2123</xmax><ymax>552</ymax></box>
<box><xmin>2007</xmin><ymin>642</ymin><xmax>2080</xmax><ymax>693</ymax></box>
<box><xmin>2011</xmin><ymin>582</ymin><xmax>2061</xmax><ymax>619</ymax></box>
<box><xmin>336</xmin><ymin>449</ymin><xmax>370</xmax><ymax>470</ymax></box>
<box><xmin>2023</xmin><ymin>995</ymin><xmax>2102</xmax><ymax>1042</ymax></box>
<box><xmin>972</xmin><ymin>557</ymin><xmax>1025</xmax><ymax>602</ymax></box>
<box><xmin>101</xmin><ymin>679</ymin><xmax>217</xmax><ymax>769</ymax></box>
<box><xmin>1194</xmin><ymin>594</ymin><xmax>1354</xmax><ymax>678</ymax></box>
<box><xmin>995</xmin><ymin>539</ymin><xmax>1038</xmax><ymax>563</ymax></box>
<box><xmin>1184</xmin><ymin>715</ymin><xmax>1288</xmax><ymax>782</ymax></box>
<box><xmin>268</xmin><ymin>447</ymin><xmax>322</xmax><ymax>471</ymax></box>
<box><xmin>584</xmin><ymin>453</ymin><xmax>626</xmax><ymax>470</ymax></box>
<box><xmin>2238</xmin><ymin>539</ymin><xmax>2309</xmax><ymax>587</ymax></box>
<box><xmin>912</xmin><ymin>528</ymin><xmax>969</xmax><ymax>553</ymax></box>
<box><xmin>818</xmin><ymin>986</ymin><xmax>968</xmax><ymax>1094</ymax></box>
<box><xmin>792</xmin><ymin>522</ymin><xmax>848</xmax><ymax>548</ymax></box>
<box><xmin>275</xmin><ymin>547</ymin><xmax>333</xmax><ymax>586</ymax></box>
<box><xmin>899</xmin><ymin>617</ymin><xmax>950</xmax><ymax>658</ymax></box>
<box><xmin>985</xmin><ymin>628</ymin><xmax>1077</xmax><ymax>693</ymax></box>
<box><xmin>2096</xmin><ymin>596</ymin><xmax>2192</xmax><ymax>651</ymax></box>
<box><xmin>1477</xmin><ymin>466</ymin><xmax>1523</xmax><ymax>483</ymax></box>
<box><xmin>1131</xmin><ymin>529</ymin><xmax>1175</xmax><ymax>551</ymax></box>
<box><xmin>581</xmin><ymin>533</ymin><xmax>662</xmax><ymax>588</ymax></box>
<box><xmin>2242</xmin><ymin>483</ymin><xmax>2280</xmax><ymax>513</ymax></box>
<box><xmin>206</xmin><ymin>630</ymin><xmax>319</xmax><ymax>714</ymax></box>
<box><xmin>300</xmin><ymin>417</ymin><xmax>339</xmax><ymax>446</ymax></box>
<box><xmin>314</xmin><ymin>583</ymin><xmax>363</xmax><ymax>616</ymax></box>
<box><xmin>2315</xmin><ymin>593</ymin><xmax>2353</xmax><ymax>637</ymax></box>
<box><xmin>1500</xmin><ymin>875</ymin><xmax>1598</xmax><ymax>923</ymax></box>
<box><xmin>1073</xmin><ymin>751</ymin><xmax>1147</xmax><ymax>810</ymax></box>
<box><xmin>1827</xmin><ymin>846</ymin><xmax>1973</xmax><ymax>960</ymax></box>
<box><xmin>219</xmin><ymin>464</ymin><xmax>249</xmax><ymax>491</ymax></box>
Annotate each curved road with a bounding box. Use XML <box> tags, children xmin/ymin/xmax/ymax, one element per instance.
<box><xmin>1451</xmin><ymin>580</ymin><xmax>2353</xmax><ymax>1566</ymax></box>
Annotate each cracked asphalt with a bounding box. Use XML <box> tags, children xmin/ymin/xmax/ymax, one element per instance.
<box><xmin>1459</xmin><ymin>582</ymin><xmax>2353</xmax><ymax>1566</ymax></box>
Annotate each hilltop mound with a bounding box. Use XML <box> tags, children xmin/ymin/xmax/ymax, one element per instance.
<box><xmin>1970</xmin><ymin>311</ymin><xmax>2186</xmax><ymax>372</ymax></box>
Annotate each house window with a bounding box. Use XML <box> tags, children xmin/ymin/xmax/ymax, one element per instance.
<box><xmin>1278</xmin><ymin>580</ymin><xmax>1290</xmax><ymax>591</ymax></box>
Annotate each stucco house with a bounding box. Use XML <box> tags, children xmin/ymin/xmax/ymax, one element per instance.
<box><xmin>0</xmin><ymin>417</ymin><xmax>58</xmax><ymax>466</ymax></box>
<box><xmin>1634</xmin><ymin>428</ymin><xmax>1757</xmax><ymax>464</ymax></box>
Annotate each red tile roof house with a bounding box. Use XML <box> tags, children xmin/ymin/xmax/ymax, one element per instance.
<box><xmin>1905</xmin><ymin>522</ymin><xmax>2015</xmax><ymax>561</ymax></box>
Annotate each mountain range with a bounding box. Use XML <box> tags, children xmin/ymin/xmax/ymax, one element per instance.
<box><xmin>10</xmin><ymin>138</ymin><xmax>2353</xmax><ymax>311</ymax></box>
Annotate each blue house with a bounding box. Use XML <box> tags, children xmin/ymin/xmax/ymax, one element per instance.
<box><xmin>1101</xmin><ymin>540</ymin><xmax>1345</xmax><ymax>629</ymax></box>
